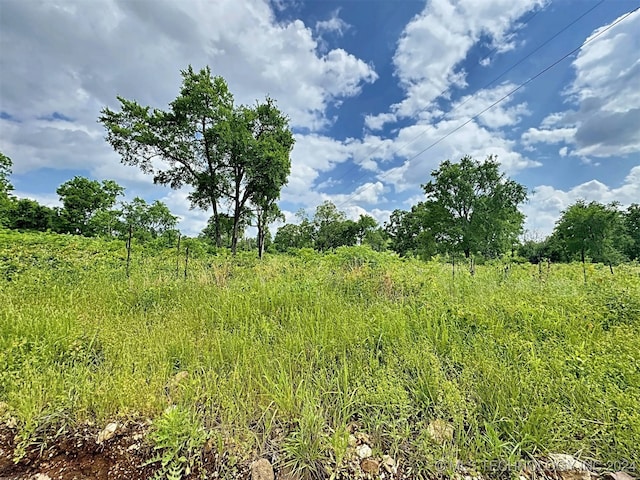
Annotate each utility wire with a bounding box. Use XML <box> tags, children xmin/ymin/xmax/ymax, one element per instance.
<box><xmin>335</xmin><ymin>4</ymin><xmax>638</xmax><ymax>211</ymax></box>
<box><xmin>332</xmin><ymin>0</ymin><xmax>603</xmax><ymax>207</ymax></box>
<box><xmin>374</xmin><ymin>0</ymin><xmax>605</xmax><ymax>161</ymax></box>
<box><xmin>324</xmin><ymin>5</ymin><xmax>545</xmax><ymax>190</ymax></box>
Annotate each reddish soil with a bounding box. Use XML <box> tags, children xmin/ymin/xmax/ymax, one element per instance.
<box><xmin>0</xmin><ymin>424</ymin><xmax>250</xmax><ymax>480</ymax></box>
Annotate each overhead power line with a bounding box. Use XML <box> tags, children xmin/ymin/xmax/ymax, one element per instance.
<box><xmin>324</xmin><ymin>4</ymin><xmax>546</xmax><ymax>191</ymax></box>
<box><xmin>335</xmin><ymin>4</ymin><xmax>638</xmax><ymax>211</ymax></box>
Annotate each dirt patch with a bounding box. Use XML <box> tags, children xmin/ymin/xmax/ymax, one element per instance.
<box><xmin>0</xmin><ymin>424</ymin><xmax>250</xmax><ymax>480</ymax></box>
<box><xmin>0</xmin><ymin>423</ymin><xmax>154</xmax><ymax>480</ymax></box>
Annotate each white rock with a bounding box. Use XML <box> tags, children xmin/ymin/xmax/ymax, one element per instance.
<box><xmin>356</xmin><ymin>444</ymin><xmax>372</xmax><ymax>459</ymax></box>
<box><xmin>548</xmin><ymin>453</ymin><xmax>589</xmax><ymax>471</ymax></box>
<box><xmin>382</xmin><ymin>454</ymin><xmax>397</xmax><ymax>474</ymax></box>
<box><xmin>97</xmin><ymin>422</ymin><xmax>118</xmax><ymax>444</ymax></box>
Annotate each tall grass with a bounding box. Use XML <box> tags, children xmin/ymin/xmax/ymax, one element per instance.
<box><xmin>1</xmin><ymin>230</ymin><xmax>638</xmax><ymax>477</ymax></box>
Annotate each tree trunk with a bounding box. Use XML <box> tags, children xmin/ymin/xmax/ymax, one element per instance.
<box><xmin>230</xmin><ymin>169</ymin><xmax>243</xmax><ymax>256</ymax></box>
<box><xmin>210</xmin><ymin>199</ymin><xmax>222</xmax><ymax>248</ymax></box>
<box><xmin>231</xmin><ymin>214</ymin><xmax>239</xmax><ymax>255</ymax></box>
<box><xmin>257</xmin><ymin>228</ymin><xmax>264</xmax><ymax>259</ymax></box>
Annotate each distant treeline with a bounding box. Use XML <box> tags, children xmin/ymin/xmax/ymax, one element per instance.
<box><xmin>2</xmin><ymin>152</ymin><xmax>638</xmax><ymax>264</ymax></box>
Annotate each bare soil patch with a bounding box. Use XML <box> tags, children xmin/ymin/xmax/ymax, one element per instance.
<box><xmin>0</xmin><ymin>424</ymin><xmax>250</xmax><ymax>480</ymax></box>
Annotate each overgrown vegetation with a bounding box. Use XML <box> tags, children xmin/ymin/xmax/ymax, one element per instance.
<box><xmin>1</xmin><ymin>230</ymin><xmax>638</xmax><ymax>478</ymax></box>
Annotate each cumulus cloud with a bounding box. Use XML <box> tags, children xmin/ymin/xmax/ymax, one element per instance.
<box><xmin>282</xmin><ymin>132</ymin><xmax>398</xmax><ymax>208</ymax></box>
<box><xmin>0</xmin><ymin>0</ymin><xmax>377</xmax><ymax>165</ymax></box>
<box><xmin>365</xmin><ymin>0</ymin><xmax>544</xmax><ymax>129</ymax></box>
<box><xmin>521</xmin><ymin>127</ymin><xmax>577</xmax><ymax>146</ymax></box>
<box><xmin>0</xmin><ymin>0</ymin><xmax>380</xmax><ymax>234</ymax></box>
<box><xmin>523</xmin><ymin>166</ymin><xmax>640</xmax><ymax>236</ymax></box>
<box><xmin>371</xmin><ymin>85</ymin><xmax>541</xmax><ymax>195</ymax></box>
<box><xmin>159</xmin><ymin>189</ymin><xmax>211</xmax><ymax>237</ymax></box>
<box><xmin>444</xmin><ymin>82</ymin><xmax>530</xmax><ymax>129</ymax></box>
<box><xmin>521</xmin><ymin>9</ymin><xmax>640</xmax><ymax>158</ymax></box>
<box><xmin>329</xmin><ymin>182</ymin><xmax>386</xmax><ymax>206</ymax></box>
<box><xmin>316</xmin><ymin>9</ymin><xmax>350</xmax><ymax>37</ymax></box>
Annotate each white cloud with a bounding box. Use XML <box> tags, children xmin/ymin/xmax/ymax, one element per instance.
<box><xmin>0</xmin><ymin>0</ymin><xmax>378</xmax><ymax>168</ymax></box>
<box><xmin>0</xmin><ymin>0</ymin><xmax>380</xmax><ymax>235</ymax></box>
<box><xmin>521</xmin><ymin>127</ymin><xmax>577</xmax><ymax>146</ymax></box>
<box><xmin>524</xmin><ymin>9</ymin><xmax>640</xmax><ymax>158</ymax></box>
<box><xmin>523</xmin><ymin>166</ymin><xmax>640</xmax><ymax>237</ymax></box>
<box><xmin>316</xmin><ymin>10</ymin><xmax>350</xmax><ymax>37</ymax></box>
<box><xmin>364</xmin><ymin>113</ymin><xmax>398</xmax><ymax>131</ymax></box>
<box><xmin>368</xmin><ymin>0</ymin><xmax>544</xmax><ymax>128</ymax></box>
<box><xmin>328</xmin><ymin>181</ymin><xmax>386</xmax><ymax>206</ymax></box>
<box><xmin>444</xmin><ymin>82</ymin><xmax>530</xmax><ymax>129</ymax></box>
<box><xmin>159</xmin><ymin>189</ymin><xmax>211</xmax><ymax>237</ymax></box>
<box><xmin>12</xmin><ymin>191</ymin><xmax>62</xmax><ymax>209</ymax></box>
<box><xmin>282</xmin><ymin>132</ymin><xmax>398</xmax><ymax>210</ymax></box>
<box><xmin>373</xmin><ymin>104</ymin><xmax>541</xmax><ymax>194</ymax></box>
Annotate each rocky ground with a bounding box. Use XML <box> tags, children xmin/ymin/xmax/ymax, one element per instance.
<box><xmin>0</xmin><ymin>422</ymin><xmax>636</xmax><ymax>480</ymax></box>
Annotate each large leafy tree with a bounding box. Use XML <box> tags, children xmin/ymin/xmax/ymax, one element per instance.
<box><xmin>385</xmin><ymin>205</ymin><xmax>439</xmax><ymax>259</ymax></box>
<box><xmin>100</xmin><ymin>66</ymin><xmax>293</xmax><ymax>255</ymax></box>
<box><xmin>552</xmin><ymin>200</ymin><xmax>629</xmax><ymax>266</ymax></box>
<box><xmin>56</xmin><ymin>177</ymin><xmax>124</xmax><ymax>235</ymax></box>
<box><xmin>246</xmin><ymin>99</ymin><xmax>294</xmax><ymax>257</ymax></box>
<box><xmin>225</xmin><ymin>99</ymin><xmax>294</xmax><ymax>255</ymax></box>
<box><xmin>313</xmin><ymin>201</ymin><xmax>358</xmax><ymax>251</ymax></box>
<box><xmin>100</xmin><ymin>66</ymin><xmax>233</xmax><ymax>247</ymax></box>
<box><xmin>273</xmin><ymin>210</ymin><xmax>315</xmax><ymax>252</ymax></box>
<box><xmin>120</xmin><ymin>197</ymin><xmax>178</xmax><ymax>241</ymax></box>
<box><xmin>421</xmin><ymin>155</ymin><xmax>527</xmax><ymax>258</ymax></box>
<box><xmin>8</xmin><ymin>198</ymin><xmax>57</xmax><ymax>231</ymax></box>
<box><xmin>354</xmin><ymin>215</ymin><xmax>377</xmax><ymax>245</ymax></box>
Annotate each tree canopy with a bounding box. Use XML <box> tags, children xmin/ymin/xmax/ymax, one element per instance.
<box><xmin>387</xmin><ymin>155</ymin><xmax>527</xmax><ymax>259</ymax></box>
<box><xmin>551</xmin><ymin>200</ymin><xmax>629</xmax><ymax>265</ymax></box>
<box><xmin>56</xmin><ymin>177</ymin><xmax>124</xmax><ymax>235</ymax></box>
<box><xmin>274</xmin><ymin>202</ymin><xmax>385</xmax><ymax>252</ymax></box>
<box><xmin>99</xmin><ymin>66</ymin><xmax>294</xmax><ymax>254</ymax></box>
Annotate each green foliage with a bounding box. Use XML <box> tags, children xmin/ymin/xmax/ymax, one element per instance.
<box><xmin>7</xmin><ymin>198</ymin><xmax>58</xmax><ymax>231</ymax></box>
<box><xmin>0</xmin><ymin>152</ymin><xmax>12</xmax><ymax>195</ymax></box>
<box><xmin>56</xmin><ymin>176</ymin><xmax>124</xmax><ymax>235</ymax></box>
<box><xmin>624</xmin><ymin>203</ymin><xmax>640</xmax><ymax>260</ymax></box>
<box><xmin>275</xmin><ymin>202</ymin><xmax>378</xmax><ymax>253</ymax></box>
<box><xmin>552</xmin><ymin>200</ymin><xmax>629</xmax><ymax>265</ymax></box>
<box><xmin>146</xmin><ymin>406</ymin><xmax>207</xmax><ymax>480</ymax></box>
<box><xmin>100</xmin><ymin>66</ymin><xmax>233</xmax><ymax>247</ymax></box>
<box><xmin>385</xmin><ymin>206</ymin><xmax>438</xmax><ymax>259</ymax></box>
<box><xmin>0</xmin><ymin>152</ymin><xmax>14</xmax><ymax>227</ymax></box>
<box><xmin>281</xmin><ymin>410</ymin><xmax>327</xmax><ymax>479</ymax></box>
<box><xmin>119</xmin><ymin>197</ymin><xmax>178</xmax><ymax>241</ymax></box>
<box><xmin>421</xmin><ymin>155</ymin><xmax>527</xmax><ymax>258</ymax></box>
<box><xmin>273</xmin><ymin>219</ymin><xmax>314</xmax><ymax>252</ymax></box>
<box><xmin>1</xmin><ymin>231</ymin><xmax>639</xmax><ymax>476</ymax></box>
<box><xmin>228</xmin><ymin>97</ymin><xmax>294</xmax><ymax>255</ymax></box>
<box><xmin>100</xmin><ymin>66</ymin><xmax>293</xmax><ymax>254</ymax></box>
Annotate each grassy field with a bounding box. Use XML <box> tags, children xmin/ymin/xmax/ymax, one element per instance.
<box><xmin>1</xmin><ymin>230</ymin><xmax>639</xmax><ymax>479</ymax></box>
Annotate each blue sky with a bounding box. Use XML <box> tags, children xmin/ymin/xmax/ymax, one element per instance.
<box><xmin>1</xmin><ymin>0</ymin><xmax>638</xmax><ymax>238</ymax></box>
